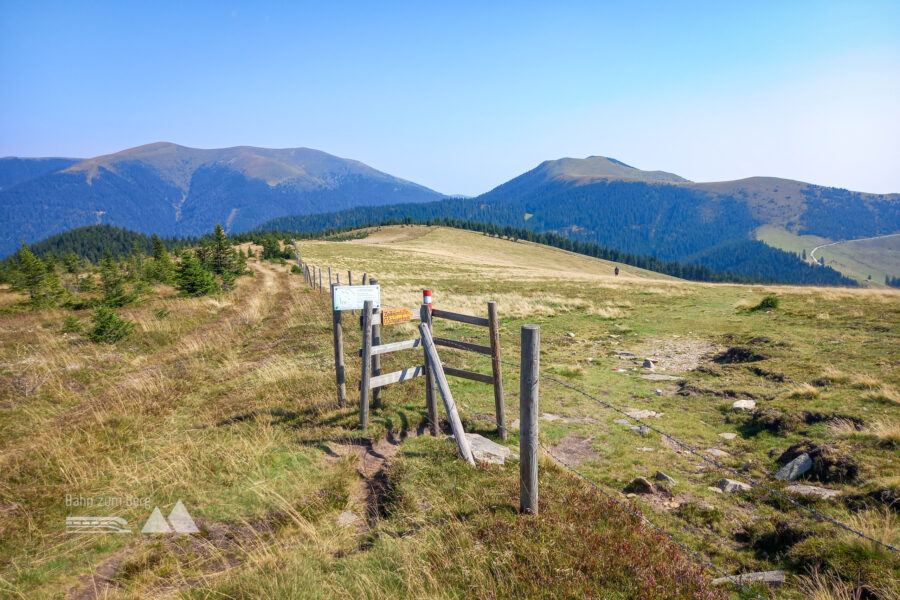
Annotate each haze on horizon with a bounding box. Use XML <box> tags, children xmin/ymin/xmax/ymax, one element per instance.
<box><xmin>1</xmin><ymin>1</ymin><xmax>898</xmax><ymax>197</ymax></box>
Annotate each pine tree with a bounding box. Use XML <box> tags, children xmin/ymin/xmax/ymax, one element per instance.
<box><xmin>14</xmin><ymin>243</ymin><xmax>63</xmax><ymax>307</ymax></box>
<box><xmin>100</xmin><ymin>249</ymin><xmax>130</xmax><ymax>306</ymax></box>
<box><xmin>87</xmin><ymin>306</ymin><xmax>135</xmax><ymax>343</ymax></box>
<box><xmin>128</xmin><ymin>242</ymin><xmax>144</xmax><ymax>281</ymax></box>
<box><xmin>209</xmin><ymin>224</ymin><xmax>234</xmax><ymax>275</ymax></box>
<box><xmin>148</xmin><ymin>234</ymin><xmax>175</xmax><ymax>284</ymax></box>
<box><xmin>176</xmin><ymin>252</ymin><xmax>218</xmax><ymax>296</ymax></box>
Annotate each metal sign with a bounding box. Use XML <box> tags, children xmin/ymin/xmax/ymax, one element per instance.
<box><xmin>332</xmin><ymin>285</ymin><xmax>381</xmax><ymax>311</ymax></box>
<box><xmin>381</xmin><ymin>307</ymin><xmax>413</xmax><ymax>326</ymax></box>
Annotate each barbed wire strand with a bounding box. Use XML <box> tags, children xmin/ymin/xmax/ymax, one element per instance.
<box><xmin>493</xmin><ymin>357</ymin><xmax>898</xmax><ymax>553</ymax></box>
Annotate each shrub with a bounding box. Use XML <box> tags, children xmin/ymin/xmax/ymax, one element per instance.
<box><xmin>87</xmin><ymin>306</ymin><xmax>134</xmax><ymax>343</ymax></box>
<box><xmin>750</xmin><ymin>295</ymin><xmax>779</xmax><ymax>312</ymax></box>
<box><xmin>176</xmin><ymin>252</ymin><xmax>218</xmax><ymax>297</ymax></box>
<box><xmin>60</xmin><ymin>316</ymin><xmax>83</xmax><ymax>334</ymax></box>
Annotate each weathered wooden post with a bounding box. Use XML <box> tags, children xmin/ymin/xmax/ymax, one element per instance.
<box><xmin>331</xmin><ymin>284</ymin><xmax>347</xmax><ymax>407</ymax></box>
<box><xmin>420</xmin><ymin>324</ymin><xmax>475</xmax><ymax>466</ymax></box>
<box><xmin>420</xmin><ymin>302</ymin><xmax>439</xmax><ymax>435</ymax></box>
<box><xmin>318</xmin><ymin>267</ymin><xmax>323</xmax><ymax>292</ymax></box>
<box><xmin>359</xmin><ymin>300</ymin><xmax>374</xmax><ymax>428</ymax></box>
<box><xmin>488</xmin><ymin>301</ymin><xmax>506</xmax><ymax>440</ymax></box>
<box><xmin>370</xmin><ymin>279</ymin><xmax>382</xmax><ymax>409</ymax></box>
<box><xmin>328</xmin><ymin>266</ymin><xmax>332</xmax><ymax>287</ymax></box>
<box><xmin>520</xmin><ymin>324</ymin><xmax>540</xmax><ymax>515</ymax></box>
<box><xmin>348</xmin><ymin>270</ymin><xmax>353</xmax><ymax>285</ymax></box>
<box><xmin>336</xmin><ymin>273</ymin><xmax>340</xmax><ymax>285</ymax></box>
<box><xmin>362</xmin><ymin>273</ymin><xmax>368</xmax><ymax>285</ymax></box>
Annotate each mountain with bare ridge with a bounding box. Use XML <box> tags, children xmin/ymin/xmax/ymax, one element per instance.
<box><xmin>0</xmin><ymin>142</ymin><xmax>442</xmax><ymax>256</ymax></box>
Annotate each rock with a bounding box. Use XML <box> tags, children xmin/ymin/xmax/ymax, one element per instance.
<box><xmin>337</xmin><ymin>510</ymin><xmax>361</xmax><ymax>527</ymax></box>
<box><xmin>643</xmin><ymin>359</ymin><xmax>655</xmax><ymax>369</ymax></box>
<box><xmin>509</xmin><ymin>419</ymin><xmax>520</xmax><ymax>429</ymax></box>
<box><xmin>716</xmin><ymin>478</ymin><xmax>751</xmax><ymax>493</ymax></box>
<box><xmin>637</xmin><ymin>447</ymin><xmax>655</xmax><ymax>452</ymax></box>
<box><xmin>731</xmin><ymin>399</ymin><xmax>756</xmax><ymax>411</ymax></box>
<box><xmin>566</xmin><ymin>332</ymin><xmax>575</xmax><ymax>338</ymax></box>
<box><xmin>451</xmin><ymin>433</ymin><xmax>511</xmax><ymax>465</ymax></box>
<box><xmin>631</xmin><ymin>425</ymin><xmax>651</xmax><ymax>435</ymax></box>
<box><xmin>708</xmin><ymin>486</ymin><xmax>723</xmax><ymax>494</ymax></box>
<box><xmin>625</xmin><ymin>408</ymin><xmax>662</xmax><ymax>419</ymax></box>
<box><xmin>624</xmin><ymin>477</ymin><xmax>655</xmax><ymax>494</ymax></box>
<box><xmin>540</xmin><ymin>413</ymin><xmax>562</xmax><ymax>422</ymax></box>
<box><xmin>655</xmin><ymin>471</ymin><xmax>676</xmax><ymax>485</ymax></box>
<box><xmin>785</xmin><ymin>484</ymin><xmax>840</xmax><ymax>499</ymax></box>
<box><xmin>655</xmin><ymin>389</ymin><xmax>663</xmax><ymax>396</ymax></box>
<box><xmin>712</xmin><ymin>570</ymin><xmax>785</xmax><ymax>587</ymax></box>
<box><xmin>740</xmin><ymin>461</ymin><xmax>752</xmax><ymax>471</ymax></box>
<box><xmin>718</xmin><ymin>432</ymin><xmax>737</xmax><ymax>440</ymax></box>
<box><xmin>706</xmin><ymin>448</ymin><xmax>729</xmax><ymax>458</ymax></box>
<box><xmin>640</xmin><ymin>373</ymin><xmax>682</xmax><ymax>381</ymax></box>
<box><xmin>613</xmin><ymin>418</ymin><xmax>632</xmax><ymax>426</ymax></box>
<box><xmin>775</xmin><ymin>453</ymin><xmax>811</xmax><ymax>481</ymax></box>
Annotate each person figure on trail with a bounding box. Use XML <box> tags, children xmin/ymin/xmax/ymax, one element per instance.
<box><xmin>614</xmin><ymin>267</ymin><xmax>619</xmax><ymax>276</ymax></box>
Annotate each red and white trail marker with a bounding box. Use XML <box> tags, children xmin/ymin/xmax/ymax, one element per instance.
<box><xmin>423</xmin><ymin>289</ymin><xmax>432</xmax><ymax>310</ymax></box>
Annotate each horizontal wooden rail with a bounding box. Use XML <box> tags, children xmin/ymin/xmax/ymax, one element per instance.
<box><xmin>369</xmin><ymin>365</ymin><xmax>425</xmax><ymax>389</ymax></box>
<box><xmin>442</xmin><ymin>365</ymin><xmax>494</xmax><ymax>384</ymax></box>
<box><xmin>433</xmin><ymin>337</ymin><xmax>492</xmax><ymax>356</ymax></box>
<box><xmin>431</xmin><ymin>308</ymin><xmax>489</xmax><ymax>327</ymax></box>
<box><xmin>361</xmin><ymin>337</ymin><xmax>422</xmax><ymax>357</ymax></box>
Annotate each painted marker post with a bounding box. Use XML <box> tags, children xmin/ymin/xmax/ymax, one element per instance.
<box><xmin>520</xmin><ymin>324</ymin><xmax>540</xmax><ymax>515</ymax></box>
<box><xmin>420</xmin><ymin>303</ymin><xmax>439</xmax><ymax>436</ymax></box>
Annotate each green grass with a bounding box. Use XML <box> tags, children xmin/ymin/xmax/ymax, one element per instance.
<box><xmin>1</xmin><ymin>227</ymin><xmax>898</xmax><ymax>599</ymax></box>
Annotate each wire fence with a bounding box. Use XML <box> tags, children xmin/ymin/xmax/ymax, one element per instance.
<box><xmin>450</xmin><ymin>394</ymin><xmax>764</xmax><ymax>598</ymax></box>
<box><xmin>504</xmin><ymin>360</ymin><xmax>897</xmax><ymax>553</ymax></box>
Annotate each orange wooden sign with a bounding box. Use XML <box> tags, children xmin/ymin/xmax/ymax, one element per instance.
<box><xmin>381</xmin><ymin>307</ymin><xmax>413</xmax><ymax>326</ymax></box>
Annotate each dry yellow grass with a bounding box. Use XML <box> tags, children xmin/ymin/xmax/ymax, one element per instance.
<box><xmin>788</xmin><ymin>383</ymin><xmax>821</xmax><ymax>399</ymax></box>
<box><xmin>796</xmin><ymin>569</ymin><xmax>864</xmax><ymax>600</ymax></box>
<box><xmin>863</xmin><ymin>386</ymin><xmax>900</xmax><ymax>405</ymax></box>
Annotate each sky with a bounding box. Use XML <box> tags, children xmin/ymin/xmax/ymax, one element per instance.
<box><xmin>1</xmin><ymin>1</ymin><xmax>899</xmax><ymax>196</ymax></box>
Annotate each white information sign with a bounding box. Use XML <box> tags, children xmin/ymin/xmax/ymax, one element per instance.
<box><xmin>332</xmin><ymin>285</ymin><xmax>381</xmax><ymax>311</ymax></box>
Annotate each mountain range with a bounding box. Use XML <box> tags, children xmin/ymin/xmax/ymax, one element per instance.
<box><xmin>2</xmin><ymin>143</ymin><xmax>898</xmax><ymax>284</ymax></box>
<box><xmin>0</xmin><ymin>142</ymin><xmax>441</xmax><ymax>256</ymax></box>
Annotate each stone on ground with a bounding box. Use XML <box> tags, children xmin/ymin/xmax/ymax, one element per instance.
<box><xmin>716</xmin><ymin>478</ymin><xmax>751</xmax><ymax>493</ymax></box>
<box><xmin>337</xmin><ymin>510</ymin><xmax>362</xmax><ymax>527</ymax></box>
<box><xmin>631</xmin><ymin>425</ymin><xmax>651</xmax><ymax>435</ymax></box>
<box><xmin>706</xmin><ymin>448</ymin><xmax>729</xmax><ymax>458</ymax></box>
<box><xmin>451</xmin><ymin>433</ymin><xmax>511</xmax><ymax>465</ymax></box>
<box><xmin>731</xmin><ymin>399</ymin><xmax>756</xmax><ymax>410</ymax></box>
<box><xmin>718</xmin><ymin>432</ymin><xmax>737</xmax><ymax>440</ymax></box>
<box><xmin>655</xmin><ymin>471</ymin><xmax>676</xmax><ymax>485</ymax></box>
<box><xmin>643</xmin><ymin>359</ymin><xmax>655</xmax><ymax>369</ymax></box>
<box><xmin>785</xmin><ymin>483</ymin><xmax>840</xmax><ymax>499</ymax></box>
<box><xmin>625</xmin><ymin>408</ymin><xmax>662</xmax><ymax>419</ymax></box>
<box><xmin>775</xmin><ymin>453</ymin><xmax>811</xmax><ymax>481</ymax></box>
<box><xmin>624</xmin><ymin>477</ymin><xmax>655</xmax><ymax>495</ymax></box>
<box><xmin>712</xmin><ymin>570</ymin><xmax>786</xmax><ymax>587</ymax></box>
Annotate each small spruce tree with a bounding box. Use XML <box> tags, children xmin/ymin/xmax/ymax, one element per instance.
<box><xmin>176</xmin><ymin>251</ymin><xmax>218</xmax><ymax>296</ymax></box>
<box><xmin>88</xmin><ymin>306</ymin><xmax>134</xmax><ymax>343</ymax></box>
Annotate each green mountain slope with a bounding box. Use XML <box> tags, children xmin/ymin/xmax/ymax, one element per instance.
<box><xmin>0</xmin><ymin>143</ymin><xmax>443</xmax><ymax>257</ymax></box>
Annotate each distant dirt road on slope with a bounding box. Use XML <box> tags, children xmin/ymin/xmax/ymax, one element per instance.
<box><xmin>809</xmin><ymin>232</ymin><xmax>900</xmax><ymax>263</ymax></box>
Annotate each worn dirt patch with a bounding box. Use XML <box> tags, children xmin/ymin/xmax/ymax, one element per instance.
<box><xmin>550</xmin><ymin>434</ymin><xmax>601</xmax><ymax>466</ymax></box>
<box><xmin>632</xmin><ymin>337</ymin><xmax>721</xmax><ymax>373</ymax></box>
<box><xmin>325</xmin><ymin>426</ymin><xmax>424</xmax><ymax>531</ymax></box>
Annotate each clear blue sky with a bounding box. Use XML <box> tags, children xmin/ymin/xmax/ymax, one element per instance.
<box><xmin>1</xmin><ymin>1</ymin><xmax>898</xmax><ymax>195</ymax></box>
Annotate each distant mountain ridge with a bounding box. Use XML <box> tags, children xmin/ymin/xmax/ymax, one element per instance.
<box><xmin>0</xmin><ymin>143</ymin><xmax>442</xmax><ymax>256</ymax></box>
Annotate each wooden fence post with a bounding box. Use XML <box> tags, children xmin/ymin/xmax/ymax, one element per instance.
<box><xmin>331</xmin><ymin>284</ymin><xmax>347</xmax><ymax>407</ymax></box>
<box><xmin>420</xmin><ymin>303</ymin><xmax>439</xmax><ymax>435</ymax></box>
<box><xmin>362</xmin><ymin>273</ymin><xmax>368</xmax><ymax>285</ymax></box>
<box><xmin>419</xmin><ymin>324</ymin><xmax>475</xmax><ymax>466</ymax></box>
<box><xmin>370</xmin><ymin>279</ymin><xmax>382</xmax><ymax>409</ymax></box>
<box><xmin>359</xmin><ymin>300</ymin><xmax>373</xmax><ymax>429</ymax></box>
<box><xmin>488</xmin><ymin>301</ymin><xmax>506</xmax><ymax>440</ymax></box>
<box><xmin>328</xmin><ymin>266</ymin><xmax>332</xmax><ymax>287</ymax></box>
<box><xmin>348</xmin><ymin>270</ymin><xmax>353</xmax><ymax>286</ymax></box>
<box><xmin>520</xmin><ymin>324</ymin><xmax>540</xmax><ymax>515</ymax></box>
<box><xmin>318</xmin><ymin>267</ymin><xmax>323</xmax><ymax>292</ymax></box>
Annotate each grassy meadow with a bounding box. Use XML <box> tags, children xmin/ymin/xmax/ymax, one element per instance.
<box><xmin>1</xmin><ymin>226</ymin><xmax>898</xmax><ymax>599</ymax></box>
